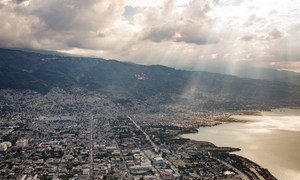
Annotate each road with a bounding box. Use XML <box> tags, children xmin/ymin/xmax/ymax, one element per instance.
<box><xmin>127</xmin><ymin>116</ymin><xmax>159</xmax><ymax>152</ymax></box>
<box><xmin>127</xmin><ymin>116</ymin><xmax>163</xmax><ymax>179</ymax></box>
<box><xmin>89</xmin><ymin>118</ymin><xmax>94</xmax><ymax>180</ymax></box>
<box><xmin>249</xmin><ymin>168</ymin><xmax>265</xmax><ymax>180</ymax></box>
<box><xmin>108</xmin><ymin>121</ymin><xmax>133</xmax><ymax>180</ymax></box>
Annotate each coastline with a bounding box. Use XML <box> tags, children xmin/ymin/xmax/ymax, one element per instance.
<box><xmin>174</xmin><ymin>126</ymin><xmax>277</xmax><ymax>179</ymax></box>
<box><xmin>179</xmin><ymin>108</ymin><xmax>300</xmax><ymax>180</ymax></box>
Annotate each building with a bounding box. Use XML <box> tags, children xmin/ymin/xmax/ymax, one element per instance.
<box><xmin>0</xmin><ymin>141</ymin><xmax>12</xmax><ymax>151</ymax></box>
<box><xmin>153</xmin><ymin>156</ymin><xmax>164</xmax><ymax>166</ymax></box>
<box><xmin>15</xmin><ymin>139</ymin><xmax>28</xmax><ymax>148</ymax></box>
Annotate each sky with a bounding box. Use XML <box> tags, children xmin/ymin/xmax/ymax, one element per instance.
<box><xmin>0</xmin><ymin>0</ymin><xmax>300</xmax><ymax>73</ymax></box>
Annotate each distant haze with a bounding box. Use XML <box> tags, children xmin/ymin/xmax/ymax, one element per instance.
<box><xmin>0</xmin><ymin>0</ymin><xmax>300</xmax><ymax>72</ymax></box>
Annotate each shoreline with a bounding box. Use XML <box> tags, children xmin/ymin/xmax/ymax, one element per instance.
<box><xmin>173</xmin><ymin>108</ymin><xmax>300</xmax><ymax>179</ymax></box>
<box><xmin>178</xmin><ymin>107</ymin><xmax>300</xmax><ymax>180</ymax></box>
<box><xmin>172</xmin><ymin>125</ymin><xmax>277</xmax><ymax>179</ymax></box>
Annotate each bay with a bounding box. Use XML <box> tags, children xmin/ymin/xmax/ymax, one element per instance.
<box><xmin>181</xmin><ymin>108</ymin><xmax>300</xmax><ymax>180</ymax></box>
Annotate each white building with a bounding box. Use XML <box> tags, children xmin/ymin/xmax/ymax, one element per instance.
<box><xmin>0</xmin><ymin>141</ymin><xmax>12</xmax><ymax>151</ymax></box>
<box><xmin>153</xmin><ymin>156</ymin><xmax>164</xmax><ymax>166</ymax></box>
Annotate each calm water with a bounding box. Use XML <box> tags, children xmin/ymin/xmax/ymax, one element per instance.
<box><xmin>181</xmin><ymin>108</ymin><xmax>300</xmax><ymax>180</ymax></box>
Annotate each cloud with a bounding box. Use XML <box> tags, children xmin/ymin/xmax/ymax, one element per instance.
<box><xmin>270</xmin><ymin>61</ymin><xmax>300</xmax><ymax>73</ymax></box>
<box><xmin>143</xmin><ymin>0</ymin><xmax>219</xmax><ymax>45</ymax></box>
<box><xmin>14</xmin><ymin>0</ymin><xmax>28</xmax><ymax>4</ymax></box>
<box><xmin>241</xmin><ymin>35</ymin><xmax>255</xmax><ymax>42</ymax></box>
<box><xmin>243</xmin><ymin>14</ymin><xmax>264</xmax><ymax>27</ymax></box>
<box><xmin>267</xmin><ymin>28</ymin><xmax>283</xmax><ymax>40</ymax></box>
<box><xmin>123</xmin><ymin>6</ymin><xmax>142</xmax><ymax>23</ymax></box>
<box><xmin>0</xmin><ymin>0</ymin><xmax>299</xmax><ymax>72</ymax></box>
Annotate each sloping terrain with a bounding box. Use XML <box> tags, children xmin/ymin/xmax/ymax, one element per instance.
<box><xmin>0</xmin><ymin>48</ymin><xmax>299</xmax><ymax>109</ymax></box>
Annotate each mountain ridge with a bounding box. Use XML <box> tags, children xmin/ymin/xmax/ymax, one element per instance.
<box><xmin>184</xmin><ymin>64</ymin><xmax>300</xmax><ymax>85</ymax></box>
<box><xmin>1</xmin><ymin>48</ymin><xmax>300</xmax><ymax>110</ymax></box>
<box><xmin>11</xmin><ymin>48</ymin><xmax>300</xmax><ymax>85</ymax></box>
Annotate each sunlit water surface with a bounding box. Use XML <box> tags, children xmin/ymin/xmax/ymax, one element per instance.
<box><xmin>181</xmin><ymin>108</ymin><xmax>300</xmax><ymax>180</ymax></box>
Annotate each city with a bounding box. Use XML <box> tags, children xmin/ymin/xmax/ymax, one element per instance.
<box><xmin>0</xmin><ymin>88</ymin><xmax>275</xmax><ymax>179</ymax></box>
<box><xmin>1</xmin><ymin>0</ymin><xmax>300</xmax><ymax>179</ymax></box>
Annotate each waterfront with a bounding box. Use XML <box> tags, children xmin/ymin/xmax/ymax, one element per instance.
<box><xmin>181</xmin><ymin>108</ymin><xmax>300</xmax><ymax>180</ymax></box>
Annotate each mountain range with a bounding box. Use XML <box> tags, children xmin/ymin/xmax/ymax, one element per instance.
<box><xmin>186</xmin><ymin>65</ymin><xmax>300</xmax><ymax>86</ymax></box>
<box><xmin>0</xmin><ymin>48</ymin><xmax>300</xmax><ymax>110</ymax></box>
